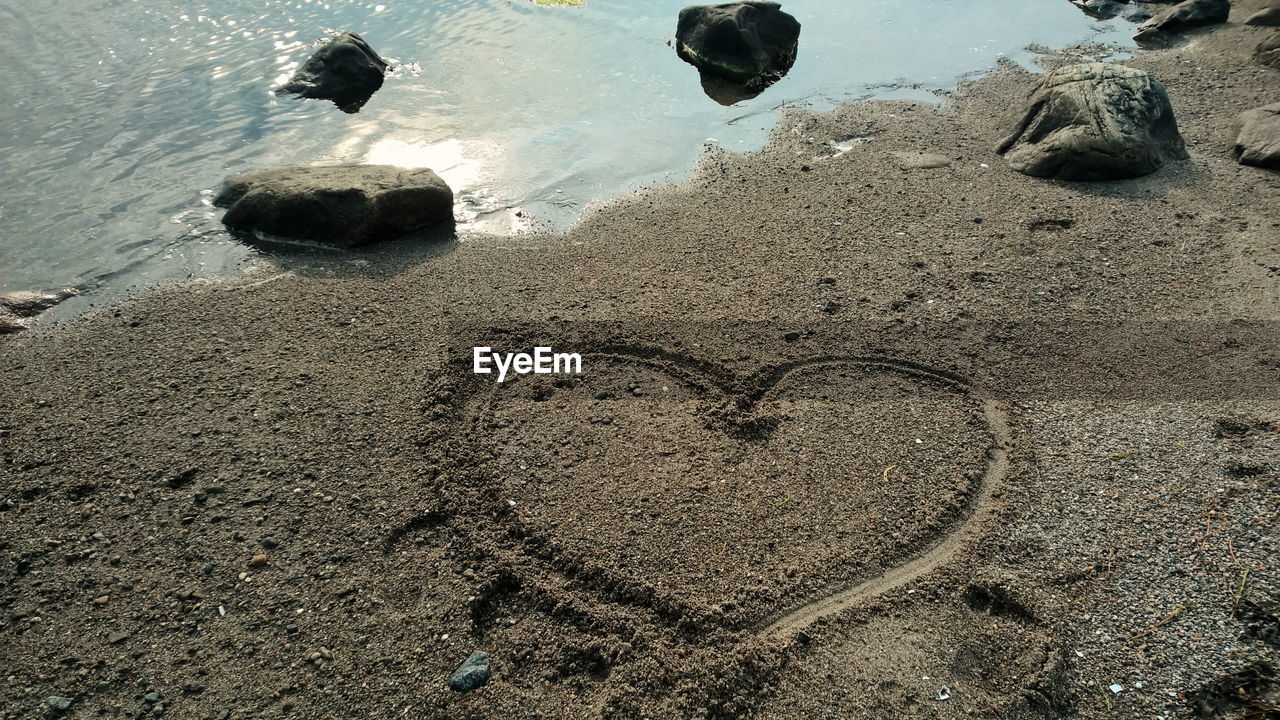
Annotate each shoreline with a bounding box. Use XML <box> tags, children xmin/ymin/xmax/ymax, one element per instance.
<box><xmin>3</xmin><ymin>4</ymin><xmax>1279</xmax><ymax>719</ymax></box>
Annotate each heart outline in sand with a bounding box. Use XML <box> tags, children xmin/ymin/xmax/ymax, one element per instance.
<box><xmin>435</xmin><ymin>349</ymin><xmax>1009</xmax><ymax>636</ymax></box>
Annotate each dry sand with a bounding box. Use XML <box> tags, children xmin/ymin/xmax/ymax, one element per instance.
<box><xmin>2</xmin><ymin>3</ymin><xmax>1279</xmax><ymax>719</ymax></box>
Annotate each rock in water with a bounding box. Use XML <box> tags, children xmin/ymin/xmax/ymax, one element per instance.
<box><xmin>676</xmin><ymin>2</ymin><xmax>800</xmax><ymax>89</ymax></box>
<box><xmin>0</xmin><ymin>288</ymin><xmax>78</xmax><ymax>334</ymax></box>
<box><xmin>1</xmin><ymin>288</ymin><xmax>77</xmax><ymax>317</ymax></box>
<box><xmin>448</xmin><ymin>651</ymin><xmax>491</xmax><ymax>693</ymax></box>
<box><xmin>1134</xmin><ymin>0</ymin><xmax>1230</xmax><ymax>42</ymax></box>
<box><xmin>1071</xmin><ymin>0</ymin><xmax>1153</xmax><ymax>22</ymax></box>
<box><xmin>1234</xmin><ymin>103</ymin><xmax>1280</xmax><ymax>170</ymax></box>
<box><xmin>278</xmin><ymin>32</ymin><xmax>388</xmax><ymax>113</ymax></box>
<box><xmin>1256</xmin><ymin>31</ymin><xmax>1280</xmax><ymax>68</ymax></box>
<box><xmin>996</xmin><ymin>64</ymin><xmax>1187</xmax><ymax>181</ymax></box>
<box><xmin>213</xmin><ymin>165</ymin><xmax>454</xmax><ymax>249</ymax></box>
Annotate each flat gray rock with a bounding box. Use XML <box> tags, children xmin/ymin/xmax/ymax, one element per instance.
<box><xmin>890</xmin><ymin>151</ymin><xmax>953</xmax><ymax>170</ymax></box>
<box><xmin>1</xmin><ymin>289</ymin><xmax>77</xmax><ymax>317</ymax></box>
<box><xmin>1234</xmin><ymin>102</ymin><xmax>1280</xmax><ymax>170</ymax></box>
<box><xmin>1256</xmin><ymin>31</ymin><xmax>1280</xmax><ymax>68</ymax></box>
<box><xmin>0</xmin><ymin>288</ymin><xmax>78</xmax><ymax>335</ymax></box>
<box><xmin>996</xmin><ymin>63</ymin><xmax>1187</xmax><ymax>181</ymax></box>
<box><xmin>213</xmin><ymin>165</ymin><xmax>453</xmax><ymax>249</ymax></box>
<box><xmin>1134</xmin><ymin>0</ymin><xmax>1230</xmax><ymax>42</ymax></box>
<box><xmin>1245</xmin><ymin>1</ymin><xmax>1280</xmax><ymax>26</ymax></box>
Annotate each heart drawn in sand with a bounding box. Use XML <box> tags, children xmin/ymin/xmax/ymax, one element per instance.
<box><xmin>454</xmin><ymin>351</ymin><xmax>1005</xmax><ymax>630</ymax></box>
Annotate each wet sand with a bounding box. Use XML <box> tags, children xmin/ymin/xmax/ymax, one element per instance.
<box><xmin>2</xmin><ymin>3</ymin><xmax>1279</xmax><ymax>719</ymax></box>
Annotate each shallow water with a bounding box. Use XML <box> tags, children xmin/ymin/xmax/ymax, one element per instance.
<box><xmin>0</xmin><ymin>0</ymin><xmax>1133</xmax><ymax>297</ymax></box>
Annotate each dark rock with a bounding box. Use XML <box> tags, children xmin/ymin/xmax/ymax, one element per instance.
<box><xmin>996</xmin><ymin>63</ymin><xmax>1187</xmax><ymax>181</ymax></box>
<box><xmin>1134</xmin><ymin>0</ymin><xmax>1230</xmax><ymax>42</ymax></box>
<box><xmin>1256</xmin><ymin>31</ymin><xmax>1280</xmax><ymax>68</ymax></box>
<box><xmin>213</xmin><ymin>165</ymin><xmax>454</xmax><ymax>249</ymax></box>
<box><xmin>697</xmin><ymin>71</ymin><xmax>766</xmax><ymax>105</ymax></box>
<box><xmin>1071</xmin><ymin>0</ymin><xmax>1153</xmax><ymax>22</ymax></box>
<box><xmin>277</xmin><ymin>32</ymin><xmax>387</xmax><ymax>113</ymax></box>
<box><xmin>448</xmin><ymin>651</ymin><xmax>492</xmax><ymax>692</ymax></box>
<box><xmin>46</xmin><ymin>696</ymin><xmax>73</xmax><ymax>712</ymax></box>
<box><xmin>1233</xmin><ymin>102</ymin><xmax>1280</xmax><ymax>170</ymax></box>
<box><xmin>676</xmin><ymin>2</ymin><xmax>800</xmax><ymax>90</ymax></box>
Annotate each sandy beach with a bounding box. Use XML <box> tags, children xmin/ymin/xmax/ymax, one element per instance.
<box><xmin>2</xmin><ymin>2</ymin><xmax>1279</xmax><ymax>718</ymax></box>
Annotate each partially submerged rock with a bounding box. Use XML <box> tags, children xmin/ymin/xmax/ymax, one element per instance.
<box><xmin>676</xmin><ymin>2</ymin><xmax>800</xmax><ymax>91</ymax></box>
<box><xmin>1255</xmin><ymin>31</ymin><xmax>1280</xmax><ymax>68</ymax></box>
<box><xmin>1234</xmin><ymin>102</ymin><xmax>1280</xmax><ymax>170</ymax></box>
<box><xmin>448</xmin><ymin>651</ymin><xmax>491</xmax><ymax>693</ymax></box>
<box><xmin>277</xmin><ymin>32</ymin><xmax>388</xmax><ymax>113</ymax></box>
<box><xmin>1134</xmin><ymin>0</ymin><xmax>1231</xmax><ymax>43</ymax></box>
<box><xmin>213</xmin><ymin>165</ymin><xmax>454</xmax><ymax>249</ymax></box>
<box><xmin>0</xmin><ymin>288</ymin><xmax>78</xmax><ymax>334</ymax></box>
<box><xmin>996</xmin><ymin>63</ymin><xmax>1187</xmax><ymax>181</ymax></box>
<box><xmin>1070</xmin><ymin>0</ymin><xmax>1153</xmax><ymax>22</ymax></box>
<box><xmin>1</xmin><ymin>288</ymin><xmax>77</xmax><ymax>317</ymax></box>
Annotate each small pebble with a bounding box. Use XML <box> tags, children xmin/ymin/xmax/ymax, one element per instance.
<box><xmin>449</xmin><ymin>651</ymin><xmax>491</xmax><ymax>693</ymax></box>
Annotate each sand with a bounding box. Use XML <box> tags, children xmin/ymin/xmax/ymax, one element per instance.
<box><xmin>2</xmin><ymin>3</ymin><xmax>1279</xmax><ymax>719</ymax></box>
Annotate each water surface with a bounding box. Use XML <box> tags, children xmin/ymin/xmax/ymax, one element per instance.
<box><xmin>0</xmin><ymin>0</ymin><xmax>1133</xmax><ymax>297</ymax></box>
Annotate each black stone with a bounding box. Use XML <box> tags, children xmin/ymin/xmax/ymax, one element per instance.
<box><xmin>676</xmin><ymin>2</ymin><xmax>800</xmax><ymax>95</ymax></box>
<box><xmin>277</xmin><ymin>32</ymin><xmax>388</xmax><ymax>113</ymax></box>
<box><xmin>448</xmin><ymin>651</ymin><xmax>491</xmax><ymax>693</ymax></box>
<box><xmin>1071</xmin><ymin>0</ymin><xmax>1153</xmax><ymax>22</ymax></box>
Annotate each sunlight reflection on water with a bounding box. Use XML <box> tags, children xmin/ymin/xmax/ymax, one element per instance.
<box><xmin>0</xmin><ymin>0</ymin><xmax>1134</xmax><ymax>299</ymax></box>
